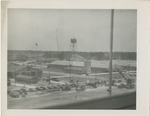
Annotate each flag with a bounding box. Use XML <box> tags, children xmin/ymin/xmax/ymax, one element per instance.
<box><xmin>35</xmin><ymin>43</ymin><xmax>38</xmax><ymax>47</ymax></box>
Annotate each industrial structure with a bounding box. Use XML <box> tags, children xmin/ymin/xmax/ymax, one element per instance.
<box><xmin>8</xmin><ymin>63</ymin><xmax>42</xmax><ymax>84</ymax></box>
<box><xmin>47</xmin><ymin>60</ymin><xmax>136</xmax><ymax>74</ymax></box>
<box><xmin>70</xmin><ymin>38</ymin><xmax>78</xmax><ymax>60</ymax></box>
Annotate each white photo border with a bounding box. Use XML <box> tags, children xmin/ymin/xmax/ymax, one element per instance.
<box><xmin>1</xmin><ymin>0</ymin><xmax>150</xmax><ymax>116</ymax></box>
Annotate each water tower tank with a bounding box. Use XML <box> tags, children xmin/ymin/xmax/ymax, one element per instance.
<box><xmin>71</xmin><ymin>38</ymin><xmax>77</xmax><ymax>44</ymax></box>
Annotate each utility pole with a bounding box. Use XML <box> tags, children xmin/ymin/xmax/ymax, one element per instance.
<box><xmin>69</xmin><ymin>60</ymin><xmax>72</xmax><ymax>82</ymax></box>
<box><xmin>14</xmin><ymin>67</ymin><xmax>16</xmax><ymax>86</ymax></box>
<box><xmin>48</xmin><ymin>71</ymin><xmax>51</xmax><ymax>84</ymax></box>
<box><xmin>109</xmin><ymin>9</ymin><xmax>114</xmax><ymax>96</ymax></box>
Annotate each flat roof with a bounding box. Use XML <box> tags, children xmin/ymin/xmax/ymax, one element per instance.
<box><xmin>64</xmin><ymin>67</ymin><xmax>83</xmax><ymax>71</ymax></box>
<box><xmin>16</xmin><ymin>75</ymin><xmax>35</xmax><ymax>79</ymax></box>
<box><xmin>50</xmin><ymin>60</ymin><xmax>136</xmax><ymax>68</ymax></box>
<box><xmin>8</xmin><ymin>63</ymin><xmax>43</xmax><ymax>73</ymax></box>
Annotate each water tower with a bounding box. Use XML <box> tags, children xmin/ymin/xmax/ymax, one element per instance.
<box><xmin>70</xmin><ymin>38</ymin><xmax>78</xmax><ymax>60</ymax></box>
<box><xmin>70</xmin><ymin>38</ymin><xmax>77</xmax><ymax>51</ymax></box>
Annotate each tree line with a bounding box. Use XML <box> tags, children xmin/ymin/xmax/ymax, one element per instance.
<box><xmin>8</xmin><ymin>50</ymin><xmax>136</xmax><ymax>61</ymax></box>
<box><xmin>43</xmin><ymin>51</ymin><xmax>136</xmax><ymax>60</ymax></box>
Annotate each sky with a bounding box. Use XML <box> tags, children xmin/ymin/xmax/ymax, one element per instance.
<box><xmin>8</xmin><ymin>9</ymin><xmax>137</xmax><ymax>52</ymax></box>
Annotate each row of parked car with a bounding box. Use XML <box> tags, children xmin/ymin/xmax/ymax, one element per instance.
<box><xmin>8</xmin><ymin>79</ymin><xmax>135</xmax><ymax>98</ymax></box>
<box><xmin>8</xmin><ymin>84</ymin><xmax>73</xmax><ymax>98</ymax></box>
<box><xmin>8</xmin><ymin>88</ymin><xmax>27</xmax><ymax>98</ymax></box>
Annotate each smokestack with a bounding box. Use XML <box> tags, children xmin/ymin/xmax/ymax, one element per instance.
<box><xmin>83</xmin><ymin>60</ymin><xmax>91</xmax><ymax>75</ymax></box>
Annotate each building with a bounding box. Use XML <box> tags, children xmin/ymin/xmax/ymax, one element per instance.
<box><xmin>47</xmin><ymin>60</ymin><xmax>136</xmax><ymax>74</ymax></box>
<box><xmin>8</xmin><ymin>64</ymin><xmax>42</xmax><ymax>84</ymax></box>
<box><xmin>63</xmin><ymin>61</ymin><xmax>92</xmax><ymax>74</ymax></box>
<box><xmin>15</xmin><ymin>75</ymin><xmax>39</xmax><ymax>84</ymax></box>
<box><xmin>63</xmin><ymin>67</ymin><xmax>84</xmax><ymax>74</ymax></box>
<box><xmin>48</xmin><ymin>60</ymin><xmax>108</xmax><ymax>74</ymax></box>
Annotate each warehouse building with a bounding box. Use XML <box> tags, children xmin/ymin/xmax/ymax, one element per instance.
<box><xmin>48</xmin><ymin>60</ymin><xmax>109</xmax><ymax>74</ymax></box>
<box><xmin>15</xmin><ymin>75</ymin><xmax>39</xmax><ymax>84</ymax></box>
<box><xmin>8</xmin><ymin>64</ymin><xmax>42</xmax><ymax>84</ymax></box>
<box><xmin>48</xmin><ymin>60</ymin><xmax>136</xmax><ymax>74</ymax></box>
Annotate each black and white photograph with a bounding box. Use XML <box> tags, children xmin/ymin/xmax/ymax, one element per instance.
<box><xmin>1</xmin><ymin>1</ymin><xmax>150</xmax><ymax>116</ymax></box>
<box><xmin>6</xmin><ymin>9</ymin><xmax>137</xmax><ymax>109</ymax></box>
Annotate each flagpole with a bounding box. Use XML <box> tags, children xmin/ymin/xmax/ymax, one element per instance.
<box><xmin>109</xmin><ymin>9</ymin><xmax>114</xmax><ymax>96</ymax></box>
<box><xmin>34</xmin><ymin>43</ymin><xmax>36</xmax><ymax>64</ymax></box>
<box><xmin>35</xmin><ymin>43</ymin><xmax>38</xmax><ymax>65</ymax></box>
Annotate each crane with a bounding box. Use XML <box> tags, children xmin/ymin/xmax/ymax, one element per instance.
<box><xmin>114</xmin><ymin>65</ymin><xmax>135</xmax><ymax>89</ymax></box>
